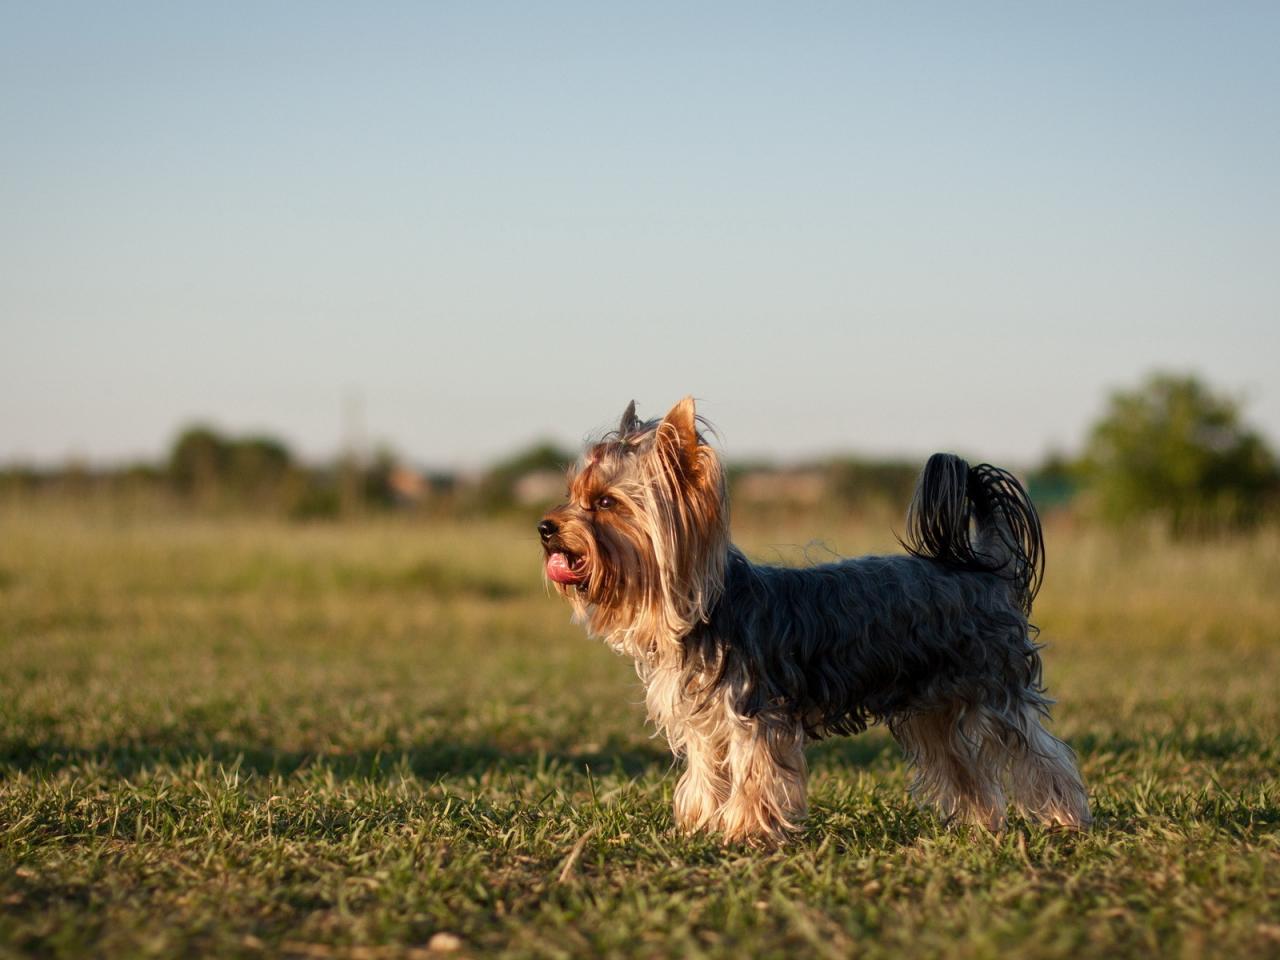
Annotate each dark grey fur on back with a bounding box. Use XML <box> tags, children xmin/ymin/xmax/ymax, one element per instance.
<box><xmin>686</xmin><ymin>549</ymin><xmax>1045</xmax><ymax>739</ymax></box>
<box><xmin>684</xmin><ymin>451</ymin><xmax>1050</xmax><ymax>739</ymax></box>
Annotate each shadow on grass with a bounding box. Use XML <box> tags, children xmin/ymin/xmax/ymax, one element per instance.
<box><xmin>808</xmin><ymin>732</ymin><xmax>900</xmax><ymax>770</ymax></box>
<box><xmin>4</xmin><ymin>723</ymin><xmax>1135</xmax><ymax>786</ymax></box>
<box><xmin>2</xmin><ymin>728</ymin><xmax>909</xmax><ymax>784</ymax></box>
<box><xmin>1071</xmin><ymin>726</ymin><xmax>1278</xmax><ymax>762</ymax></box>
<box><xmin>0</xmin><ymin>732</ymin><xmax>674</xmax><ymax>782</ymax></box>
<box><xmin>8</xmin><ymin>732</ymin><xmax>1276</xmax><ymax>847</ymax></box>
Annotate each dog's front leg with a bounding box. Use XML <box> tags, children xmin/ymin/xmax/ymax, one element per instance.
<box><xmin>718</xmin><ymin>717</ymin><xmax>808</xmax><ymax>844</ymax></box>
<box><xmin>672</xmin><ymin>723</ymin><xmax>730</xmax><ymax>834</ymax></box>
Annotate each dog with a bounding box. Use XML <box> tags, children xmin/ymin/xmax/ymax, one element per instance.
<box><xmin>537</xmin><ymin>396</ymin><xmax>1090</xmax><ymax>843</ymax></box>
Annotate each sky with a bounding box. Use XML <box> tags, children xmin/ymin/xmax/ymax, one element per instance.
<box><xmin>2</xmin><ymin>2</ymin><xmax>1278</xmax><ymax>469</ymax></box>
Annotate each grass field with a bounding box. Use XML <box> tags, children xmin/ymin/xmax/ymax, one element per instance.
<box><xmin>1</xmin><ymin>502</ymin><xmax>1279</xmax><ymax>958</ymax></box>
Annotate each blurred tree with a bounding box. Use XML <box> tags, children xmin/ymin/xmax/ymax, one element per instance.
<box><xmin>0</xmin><ymin>465</ymin><xmax>41</xmax><ymax>497</ymax></box>
<box><xmin>288</xmin><ymin>481</ymin><xmax>343</xmax><ymax>521</ymax></box>
<box><xmin>168</xmin><ymin>426</ymin><xmax>229</xmax><ymax>503</ymax></box>
<box><xmin>361</xmin><ymin>447</ymin><xmax>400</xmax><ymax>509</ymax></box>
<box><xmin>1083</xmin><ymin>373</ymin><xmax>1278</xmax><ymax>533</ymax></box>
<box><xmin>826</xmin><ymin>457</ymin><xmax>920</xmax><ymax>509</ymax></box>
<box><xmin>1026</xmin><ymin>450</ymin><xmax>1080</xmax><ymax>511</ymax></box>
<box><xmin>228</xmin><ymin>436</ymin><xmax>293</xmax><ymax>497</ymax></box>
<box><xmin>168</xmin><ymin>426</ymin><xmax>299</xmax><ymax>510</ymax></box>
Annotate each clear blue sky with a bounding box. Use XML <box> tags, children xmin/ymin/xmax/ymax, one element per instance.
<box><xmin>3</xmin><ymin>2</ymin><xmax>1277</xmax><ymax>468</ymax></box>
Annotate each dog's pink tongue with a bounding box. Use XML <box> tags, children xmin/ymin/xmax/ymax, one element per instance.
<box><xmin>546</xmin><ymin>552</ymin><xmax>584</xmax><ymax>584</ymax></box>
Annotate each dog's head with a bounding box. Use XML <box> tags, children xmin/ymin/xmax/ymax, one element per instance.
<box><xmin>537</xmin><ymin>397</ymin><xmax>728</xmax><ymax>648</ymax></box>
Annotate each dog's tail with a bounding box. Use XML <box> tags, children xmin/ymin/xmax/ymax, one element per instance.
<box><xmin>901</xmin><ymin>453</ymin><xmax>1044</xmax><ymax>614</ymax></box>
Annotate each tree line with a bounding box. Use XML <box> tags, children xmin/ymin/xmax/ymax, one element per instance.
<box><xmin>2</xmin><ymin>372</ymin><xmax>1276</xmax><ymax>534</ymax></box>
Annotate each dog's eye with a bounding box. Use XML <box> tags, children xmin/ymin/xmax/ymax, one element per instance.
<box><xmin>594</xmin><ymin>495</ymin><xmax>616</xmax><ymax>510</ymax></box>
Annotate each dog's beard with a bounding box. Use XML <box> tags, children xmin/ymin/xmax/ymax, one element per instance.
<box><xmin>546</xmin><ymin>502</ymin><xmax>726</xmax><ymax>662</ymax></box>
<box><xmin>547</xmin><ymin>520</ymin><xmax>665</xmax><ymax>646</ymax></box>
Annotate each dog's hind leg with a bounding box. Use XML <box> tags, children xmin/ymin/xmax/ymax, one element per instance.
<box><xmin>892</xmin><ymin>702</ymin><xmax>1009</xmax><ymax>831</ymax></box>
<box><xmin>1004</xmin><ymin>699</ymin><xmax>1092</xmax><ymax>829</ymax></box>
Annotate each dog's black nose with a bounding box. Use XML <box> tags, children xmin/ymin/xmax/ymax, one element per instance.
<box><xmin>537</xmin><ymin>519</ymin><xmax>558</xmax><ymax>543</ymax></box>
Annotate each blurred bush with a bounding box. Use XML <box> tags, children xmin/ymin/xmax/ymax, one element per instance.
<box><xmin>1082</xmin><ymin>372</ymin><xmax>1279</xmax><ymax>534</ymax></box>
<box><xmin>1025</xmin><ymin>451</ymin><xmax>1080</xmax><ymax>512</ymax></box>
<box><xmin>169</xmin><ymin>425</ymin><xmax>303</xmax><ymax>512</ymax></box>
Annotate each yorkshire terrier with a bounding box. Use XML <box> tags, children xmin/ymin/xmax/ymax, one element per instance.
<box><xmin>538</xmin><ymin>397</ymin><xmax>1090</xmax><ymax>844</ymax></box>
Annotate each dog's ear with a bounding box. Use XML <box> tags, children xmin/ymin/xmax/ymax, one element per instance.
<box><xmin>657</xmin><ymin>397</ymin><xmax>724</xmax><ymax>536</ymax></box>
<box><xmin>658</xmin><ymin>396</ymin><xmax>701</xmax><ymax>473</ymax></box>
<box><xmin>618</xmin><ymin>400</ymin><xmax>640</xmax><ymax>438</ymax></box>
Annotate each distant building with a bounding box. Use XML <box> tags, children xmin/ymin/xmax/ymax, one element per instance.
<box><xmin>513</xmin><ymin>469</ymin><xmax>567</xmax><ymax>507</ymax></box>
<box><xmin>734</xmin><ymin>468</ymin><xmax>829</xmax><ymax>506</ymax></box>
<box><xmin>387</xmin><ymin>465</ymin><xmax>429</xmax><ymax>505</ymax></box>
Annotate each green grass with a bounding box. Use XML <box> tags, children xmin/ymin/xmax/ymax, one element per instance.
<box><xmin>1</xmin><ymin>503</ymin><xmax>1278</xmax><ymax>958</ymax></box>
